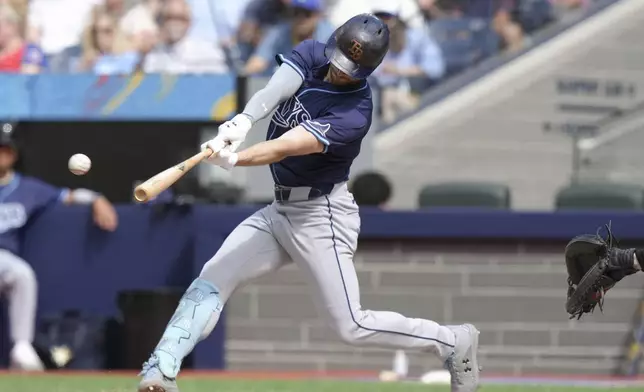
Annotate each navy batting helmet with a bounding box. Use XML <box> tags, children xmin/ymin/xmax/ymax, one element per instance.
<box><xmin>325</xmin><ymin>13</ymin><xmax>390</xmax><ymax>79</ymax></box>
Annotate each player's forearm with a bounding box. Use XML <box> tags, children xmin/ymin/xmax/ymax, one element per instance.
<box><xmin>241</xmin><ymin>64</ymin><xmax>303</xmax><ymax>123</ymax></box>
<box><xmin>235</xmin><ymin>140</ymin><xmax>290</xmax><ymax>166</ymax></box>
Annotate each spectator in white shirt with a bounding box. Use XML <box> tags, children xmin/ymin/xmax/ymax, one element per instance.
<box><xmin>143</xmin><ymin>0</ymin><xmax>228</xmax><ymax>74</ymax></box>
<box><xmin>27</xmin><ymin>0</ymin><xmax>102</xmax><ymax>72</ymax></box>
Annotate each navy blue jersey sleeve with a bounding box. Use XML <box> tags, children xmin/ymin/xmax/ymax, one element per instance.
<box><xmin>300</xmin><ymin>107</ymin><xmax>371</xmax><ymax>155</ymax></box>
<box><xmin>275</xmin><ymin>39</ymin><xmax>326</xmax><ymax>81</ymax></box>
<box><xmin>25</xmin><ymin>177</ymin><xmax>68</xmax><ymax>208</ymax></box>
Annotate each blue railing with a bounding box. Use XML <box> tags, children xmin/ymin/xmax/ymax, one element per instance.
<box><xmin>0</xmin><ymin>73</ymin><xmax>236</xmax><ymax>121</ymax></box>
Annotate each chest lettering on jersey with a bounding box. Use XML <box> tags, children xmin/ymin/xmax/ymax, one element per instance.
<box><xmin>0</xmin><ymin>203</ymin><xmax>27</xmax><ymax>234</ymax></box>
<box><xmin>272</xmin><ymin>96</ymin><xmax>312</xmax><ymax>130</ymax></box>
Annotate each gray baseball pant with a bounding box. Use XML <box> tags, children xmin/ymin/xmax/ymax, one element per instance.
<box><xmin>198</xmin><ymin>183</ymin><xmax>456</xmax><ymax>359</ymax></box>
<box><xmin>0</xmin><ymin>249</ymin><xmax>37</xmax><ymax>343</ymax></box>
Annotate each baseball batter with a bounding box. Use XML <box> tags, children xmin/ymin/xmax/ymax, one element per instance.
<box><xmin>0</xmin><ymin>131</ymin><xmax>118</xmax><ymax>371</ymax></box>
<box><xmin>139</xmin><ymin>14</ymin><xmax>480</xmax><ymax>392</ymax></box>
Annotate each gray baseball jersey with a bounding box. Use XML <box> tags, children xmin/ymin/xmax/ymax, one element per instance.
<box><xmin>197</xmin><ymin>40</ymin><xmax>456</xmax><ymax>357</ymax></box>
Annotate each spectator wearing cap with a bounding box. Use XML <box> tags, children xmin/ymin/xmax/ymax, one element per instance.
<box><xmin>0</xmin><ymin>4</ymin><xmax>46</xmax><ymax>73</ymax></box>
<box><xmin>370</xmin><ymin>3</ymin><xmax>445</xmax><ymax>124</ymax></box>
<box><xmin>243</xmin><ymin>0</ymin><xmax>334</xmax><ymax>76</ymax></box>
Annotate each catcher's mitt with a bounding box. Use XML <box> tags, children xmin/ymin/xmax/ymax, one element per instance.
<box><xmin>565</xmin><ymin>223</ymin><xmax>637</xmax><ymax>320</ymax></box>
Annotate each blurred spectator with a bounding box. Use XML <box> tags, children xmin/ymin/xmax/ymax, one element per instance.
<box><xmin>1</xmin><ymin>0</ymin><xmax>26</xmax><ymax>28</ymax></box>
<box><xmin>514</xmin><ymin>0</ymin><xmax>555</xmax><ymax>34</ymax></box>
<box><xmin>370</xmin><ymin>2</ymin><xmax>445</xmax><ymax>124</ymax></box>
<box><xmin>327</xmin><ymin>0</ymin><xmax>425</xmax><ymax>29</ymax></box>
<box><xmin>427</xmin><ymin>0</ymin><xmax>524</xmax><ymax>51</ymax></box>
<box><xmin>349</xmin><ymin>171</ymin><xmax>393</xmax><ymax>208</ymax></box>
<box><xmin>143</xmin><ymin>0</ymin><xmax>228</xmax><ymax>74</ymax></box>
<box><xmin>77</xmin><ymin>9</ymin><xmax>140</xmax><ymax>74</ymax></box>
<box><xmin>243</xmin><ymin>0</ymin><xmax>334</xmax><ymax>76</ymax></box>
<box><xmin>28</xmin><ymin>0</ymin><xmax>102</xmax><ymax>72</ymax></box>
<box><xmin>474</xmin><ymin>1</ymin><xmax>525</xmax><ymax>51</ymax></box>
<box><xmin>236</xmin><ymin>0</ymin><xmax>291</xmax><ymax>63</ymax></box>
<box><xmin>100</xmin><ymin>0</ymin><xmax>127</xmax><ymax>19</ymax></box>
<box><xmin>0</xmin><ymin>4</ymin><xmax>46</xmax><ymax>73</ymax></box>
<box><xmin>120</xmin><ymin>0</ymin><xmax>161</xmax><ymax>38</ymax></box>
<box><xmin>183</xmin><ymin>0</ymin><xmax>254</xmax><ymax>71</ymax></box>
<box><xmin>118</xmin><ymin>0</ymin><xmax>160</xmax><ymax>60</ymax></box>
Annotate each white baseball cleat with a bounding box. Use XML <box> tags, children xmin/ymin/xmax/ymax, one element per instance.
<box><xmin>9</xmin><ymin>341</ymin><xmax>45</xmax><ymax>371</ymax></box>
<box><xmin>444</xmin><ymin>324</ymin><xmax>481</xmax><ymax>392</ymax></box>
<box><xmin>138</xmin><ymin>354</ymin><xmax>180</xmax><ymax>392</ymax></box>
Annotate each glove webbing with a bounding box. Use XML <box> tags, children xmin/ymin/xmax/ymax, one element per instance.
<box><xmin>567</xmin><ymin>223</ymin><xmax>616</xmax><ymax>320</ymax></box>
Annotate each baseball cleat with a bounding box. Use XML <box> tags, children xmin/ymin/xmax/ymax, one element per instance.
<box><xmin>445</xmin><ymin>324</ymin><xmax>481</xmax><ymax>392</ymax></box>
<box><xmin>9</xmin><ymin>341</ymin><xmax>45</xmax><ymax>372</ymax></box>
<box><xmin>138</xmin><ymin>355</ymin><xmax>179</xmax><ymax>392</ymax></box>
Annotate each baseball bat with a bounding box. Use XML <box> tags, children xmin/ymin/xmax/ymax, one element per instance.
<box><xmin>133</xmin><ymin>148</ymin><xmax>214</xmax><ymax>203</ymax></box>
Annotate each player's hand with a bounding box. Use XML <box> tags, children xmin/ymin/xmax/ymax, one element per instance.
<box><xmin>206</xmin><ymin>147</ymin><xmax>238</xmax><ymax>171</ymax></box>
<box><xmin>202</xmin><ymin>114</ymin><xmax>253</xmax><ymax>154</ymax></box>
<box><xmin>92</xmin><ymin>196</ymin><xmax>118</xmax><ymax>232</ymax></box>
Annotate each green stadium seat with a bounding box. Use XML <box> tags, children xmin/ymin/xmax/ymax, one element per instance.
<box><xmin>418</xmin><ymin>182</ymin><xmax>511</xmax><ymax>209</ymax></box>
<box><xmin>555</xmin><ymin>182</ymin><xmax>644</xmax><ymax>210</ymax></box>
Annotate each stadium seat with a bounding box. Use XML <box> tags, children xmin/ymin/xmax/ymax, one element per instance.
<box><xmin>555</xmin><ymin>182</ymin><xmax>644</xmax><ymax>210</ymax></box>
<box><xmin>418</xmin><ymin>181</ymin><xmax>511</xmax><ymax>209</ymax></box>
<box><xmin>429</xmin><ymin>17</ymin><xmax>500</xmax><ymax>76</ymax></box>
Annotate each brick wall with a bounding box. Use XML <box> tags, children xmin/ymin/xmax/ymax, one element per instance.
<box><xmin>224</xmin><ymin>240</ymin><xmax>644</xmax><ymax>376</ymax></box>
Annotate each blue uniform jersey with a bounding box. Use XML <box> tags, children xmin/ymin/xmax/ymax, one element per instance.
<box><xmin>0</xmin><ymin>174</ymin><xmax>66</xmax><ymax>254</ymax></box>
<box><xmin>268</xmin><ymin>39</ymin><xmax>373</xmax><ymax>191</ymax></box>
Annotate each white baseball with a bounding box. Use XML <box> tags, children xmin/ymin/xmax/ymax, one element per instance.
<box><xmin>68</xmin><ymin>153</ymin><xmax>91</xmax><ymax>175</ymax></box>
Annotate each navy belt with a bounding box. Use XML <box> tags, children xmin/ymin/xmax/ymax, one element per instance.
<box><xmin>274</xmin><ymin>185</ymin><xmax>333</xmax><ymax>202</ymax></box>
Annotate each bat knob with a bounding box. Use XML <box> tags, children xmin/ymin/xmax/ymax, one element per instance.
<box><xmin>134</xmin><ymin>188</ymin><xmax>149</xmax><ymax>203</ymax></box>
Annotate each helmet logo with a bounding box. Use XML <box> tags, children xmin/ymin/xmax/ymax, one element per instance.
<box><xmin>348</xmin><ymin>39</ymin><xmax>363</xmax><ymax>61</ymax></box>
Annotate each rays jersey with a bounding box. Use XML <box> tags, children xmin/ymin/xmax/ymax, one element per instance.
<box><xmin>0</xmin><ymin>174</ymin><xmax>66</xmax><ymax>254</ymax></box>
<box><xmin>268</xmin><ymin>39</ymin><xmax>373</xmax><ymax>192</ymax></box>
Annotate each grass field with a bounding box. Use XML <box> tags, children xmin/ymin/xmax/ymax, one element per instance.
<box><xmin>1</xmin><ymin>373</ymin><xmax>643</xmax><ymax>392</ymax></box>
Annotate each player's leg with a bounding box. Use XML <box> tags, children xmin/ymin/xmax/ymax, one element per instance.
<box><xmin>0</xmin><ymin>249</ymin><xmax>44</xmax><ymax>371</ymax></box>
<box><xmin>273</xmin><ymin>189</ymin><xmax>479</xmax><ymax>391</ymax></box>
<box><xmin>139</xmin><ymin>207</ymin><xmax>290</xmax><ymax>391</ymax></box>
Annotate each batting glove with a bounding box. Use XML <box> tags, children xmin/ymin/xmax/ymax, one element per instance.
<box><xmin>206</xmin><ymin>148</ymin><xmax>238</xmax><ymax>171</ymax></box>
<box><xmin>202</xmin><ymin>113</ymin><xmax>252</xmax><ymax>153</ymax></box>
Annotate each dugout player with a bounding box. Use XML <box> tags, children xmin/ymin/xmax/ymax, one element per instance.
<box><xmin>139</xmin><ymin>14</ymin><xmax>480</xmax><ymax>392</ymax></box>
<box><xmin>0</xmin><ymin>129</ymin><xmax>118</xmax><ymax>371</ymax></box>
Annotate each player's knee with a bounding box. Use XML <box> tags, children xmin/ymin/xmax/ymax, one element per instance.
<box><xmin>8</xmin><ymin>262</ymin><xmax>37</xmax><ymax>289</ymax></box>
<box><xmin>335</xmin><ymin>321</ymin><xmax>364</xmax><ymax>346</ymax></box>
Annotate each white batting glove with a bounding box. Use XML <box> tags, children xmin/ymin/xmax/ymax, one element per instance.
<box><xmin>202</xmin><ymin>113</ymin><xmax>253</xmax><ymax>153</ymax></box>
<box><xmin>206</xmin><ymin>148</ymin><xmax>238</xmax><ymax>171</ymax></box>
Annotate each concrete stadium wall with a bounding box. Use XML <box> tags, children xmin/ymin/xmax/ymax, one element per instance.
<box><xmin>224</xmin><ymin>239</ymin><xmax>644</xmax><ymax>376</ymax></box>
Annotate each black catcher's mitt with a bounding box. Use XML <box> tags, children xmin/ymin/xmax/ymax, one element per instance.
<box><xmin>565</xmin><ymin>223</ymin><xmax>638</xmax><ymax>320</ymax></box>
